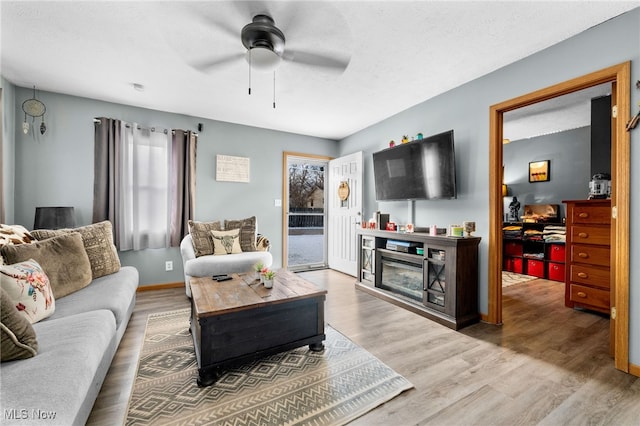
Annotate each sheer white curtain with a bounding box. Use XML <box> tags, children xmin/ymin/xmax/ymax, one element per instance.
<box><xmin>118</xmin><ymin>122</ymin><xmax>171</xmax><ymax>250</ymax></box>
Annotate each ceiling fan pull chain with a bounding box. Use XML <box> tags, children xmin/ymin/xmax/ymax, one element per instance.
<box><xmin>273</xmin><ymin>71</ymin><xmax>276</xmax><ymax>109</ymax></box>
<box><xmin>248</xmin><ymin>48</ymin><xmax>252</xmax><ymax>95</ymax></box>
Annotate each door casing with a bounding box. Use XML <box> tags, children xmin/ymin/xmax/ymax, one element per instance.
<box><xmin>488</xmin><ymin>61</ymin><xmax>631</xmax><ymax>372</ymax></box>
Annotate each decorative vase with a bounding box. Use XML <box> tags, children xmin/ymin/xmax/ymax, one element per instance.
<box><xmin>264</xmin><ymin>279</ymin><xmax>273</xmax><ymax>289</ymax></box>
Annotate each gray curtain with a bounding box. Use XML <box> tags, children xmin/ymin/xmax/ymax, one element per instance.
<box><xmin>93</xmin><ymin>117</ymin><xmax>122</xmax><ymax>246</ymax></box>
<box><xmin>170</xmin><ymin>130</ymin><xmax>197</xmax><ymax>246</ymax></box>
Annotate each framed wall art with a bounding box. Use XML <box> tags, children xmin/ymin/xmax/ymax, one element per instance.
<box><xmin>529</xmin><ymin>160</ymin><xmax>550</xmax><ymax>182</ymax></box>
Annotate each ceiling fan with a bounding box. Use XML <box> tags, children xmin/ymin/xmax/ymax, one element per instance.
<box><xmin>194</xmin><ymin>13</ymin><xmax>351</xmax><ymax>77</ymax></box>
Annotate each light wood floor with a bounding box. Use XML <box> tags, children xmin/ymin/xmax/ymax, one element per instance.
<box><xmin>87</xmin><ymin>270</ymin><xmax>640</xmax><ymax>425</ymax></box>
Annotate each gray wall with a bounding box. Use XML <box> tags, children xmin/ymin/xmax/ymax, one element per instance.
<box><xmin>503</xmin><ymin>126</ymin><xmax>592</xmax><ymax>219</ymax></box>
<box><xmin>338</xmin><ymin>9</ymin><xmax>640</xmax><ymax>365</ymax></box>
<box><xmin>8</xmin><ymin>88</ymin><xmax>338</xmax><ymax>285</ymax></box>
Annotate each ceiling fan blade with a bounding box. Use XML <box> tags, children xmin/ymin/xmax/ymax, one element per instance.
<box><xmin>283</xmin><ymin>50</ymin><xmax>351</xmax><ymax>73</ymax></box>
<box><xmin>191</xmin><ymin>53</ymin><xmax>244</xmax><ymax>73</ymax></box>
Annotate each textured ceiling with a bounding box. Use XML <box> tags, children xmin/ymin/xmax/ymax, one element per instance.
<box><xmin>1</xmin><ymin>1</ymin><xmax>638</xmax><ymax>140</ymax></box>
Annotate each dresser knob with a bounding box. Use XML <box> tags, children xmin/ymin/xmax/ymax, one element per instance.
<box><xmin>578</xmin><ymin>212</ymin><xmax>589</xmax><ymax>218</ymax></box>
<box><xmin>578</xmin><ymin>272</ymin><xmax>588</xmax><ymax>278</ymax></box>
<box><xmin>578</xmin><ymin>232</ymin><xmax>589</xmax><ymax>238</ymax></box>
<box><xmin>578</xmin><ymin>252</ymin><xmax>589</xmax><ymax>258</ymax></box>
<box><xmin>577</xmin><ymin>291</ymin><xmax>587</xmax><ymax>298</ymax></box>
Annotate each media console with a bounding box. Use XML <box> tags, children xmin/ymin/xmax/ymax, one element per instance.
<box><xmin>356</xmin><ymin>228</ymin><xmax>480</xmax><ymax>330</ymax></box>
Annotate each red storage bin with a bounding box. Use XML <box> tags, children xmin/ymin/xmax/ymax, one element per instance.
<box><xmin>505</xmin><ymin>241</ymin><xmax>523</xmax><ymax>257</ymax></box>
<box><xmin>512</xmin><ymin>257</ymin><xmax>523</xmax><ymax>274</ymax></box>
<box><xmin>503</xmin><ymin>257</ymin><xmax>513</xmax><ymax>272</ymax></box>
<box><xmin>527</xmin><ymin>259</ymin><xmax>545</xmax><ymax>278</ymax></box>
<box><xmin>548</xmin><ymin>244</ymin><xmax>566</xmax><ymax>262</ymax></box>
<box><xmin>547</xmin><ymin>262</ymin><xmax>565</xmax><ymax>282</ymax></box>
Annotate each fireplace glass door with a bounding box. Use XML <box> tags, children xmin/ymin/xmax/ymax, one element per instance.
<box><xmin>378</xmin><ymin>256</ymin><xmax>423</xmax><ymax>302</ymax></box>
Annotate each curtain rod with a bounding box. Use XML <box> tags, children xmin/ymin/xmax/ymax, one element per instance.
<box><xmin>93</xmin><ymin>117</ymin><xmax>198</xmax><ymax>135</ymax></box>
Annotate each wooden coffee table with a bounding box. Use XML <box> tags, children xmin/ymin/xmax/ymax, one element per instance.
<box><xmin>189</xmin><ymin>269</ymin><xmax>327</xmax><ymax>386</ymax></box>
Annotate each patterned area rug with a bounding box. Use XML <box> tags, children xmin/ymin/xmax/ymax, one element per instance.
<box><xmin>502</xmin><ymin>271</ymin><xmax>538</xmax><ymax>287</ymax></box>
<box><xmin>125</xmin><ymin>308</ymin><xmax>413</xmax><ymax>425</ymax></box>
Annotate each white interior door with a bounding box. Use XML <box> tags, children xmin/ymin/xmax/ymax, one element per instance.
<box><xmin>327</xmin><ymin>151</ymin><xmax>363</xmax><ymax>276</ymax></box>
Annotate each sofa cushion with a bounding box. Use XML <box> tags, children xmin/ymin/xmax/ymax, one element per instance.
<box><xmin>31</xmin><ymin>220</ymin><xmax>120</xmax><ymax>279</ymax></box>
<box><xmin>184</xmin><ymin>250</ymin><xmax>273</xmax><ymax>278</ymax></box>
<box><xmin>188</xmin><ymin>220</ymin><xmax>222</xmax><ymax>257</ymax></box>
<box><xmin>0</xmin><ymin>259</ymin><xmax>55</xmax><ymax>323</ymax></box>
<box><xmin>1</xmin><ymin>310</ymin><xmax>117</xmax><ymax>426</ymax></box>
<box><xmin>0</xmin><ymin>287</ymin><xmax>38</xmax><ymax>362</ymax></box>
<box><xmin>211</xmin><ymin>229</ymin><xmax>242</xmax><ymax>255</ymax></box>
<box><xmin>225</xmin><ymin>216</ymin><xmax>257</xmax><ymax>252</ymax></box>
<box><xmin>1</xmin><ymin>233</ymin><xmax>92</xmax><ymax>299</ymax></box>
<box><xmin>45</xmin><ymin>266</ymin><xmax>138</xmax><ymax>331</ymax></box>
<box><xmin>0</xmin><ymin>224</ymin><xmax>35</xmax><ymax>265</ymax></box>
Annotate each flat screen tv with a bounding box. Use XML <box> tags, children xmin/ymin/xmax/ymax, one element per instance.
<box><xmin>373</xmin><ymin>130</ymin><xmax>457</xmax><ymax>201</ymax></box>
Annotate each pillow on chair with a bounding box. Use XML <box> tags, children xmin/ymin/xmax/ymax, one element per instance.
<box><xmin>224</xmin><ymin>216</ymin><xmax>256</xmax><ymax>252</ymax></box>
<box><xmin>210</xmin><ymin>229</ymin><xmax>242</xmax><ymax>255</ymax></box>
<box><xmin>188</xmin><ymin>220</ymin><xmax>222</xmax><ymax>257</ymax></box>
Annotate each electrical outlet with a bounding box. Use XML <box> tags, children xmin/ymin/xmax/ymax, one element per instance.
<box><xmin>165</xmin><ymin>261</ymin><xmax>173</xmax><ymax>271</ymax></box>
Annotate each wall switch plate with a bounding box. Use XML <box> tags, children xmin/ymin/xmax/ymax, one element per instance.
<box><xmin>165</xmin><ymin>261</ymin><xmax>173</xmax><ymax>271</ymax></box>
<box><xmin>274</xmin><ymin>199</ymin><xmax>282</xmax><ymax>207</ymax></box>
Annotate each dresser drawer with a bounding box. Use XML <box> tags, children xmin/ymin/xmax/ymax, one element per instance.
<box><xmin>571</xmin><ymin>226</ymin><xmax>610</xmax><ymax>246</ymax></box>
<box><xmin>569</xmin><ymin>284</ymin><xmax>609</xmax><ymax>310</ymax></box>
<box><xmin>570</xmin><ymin>245</ymin><xmax>610</xmax><ymax>267</ymax></box>
<box><xmin>572</xmin><ymin>205</ymin><xmax>611</xmax><ymax>224</ymax></box>
<box><xmin>570</xmin><ymin>264</ymin><xmax>610</xmax><ymax>288</ymax></box>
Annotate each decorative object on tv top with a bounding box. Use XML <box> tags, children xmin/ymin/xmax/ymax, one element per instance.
<box><xmin>401</xmin><ymin>135</ymin><xmax>409</xmax><ymax>143</ymax></box>
<box><xmin>22</xmin><ymin>86</ymin><xmax>47</xmax><ymax>135</ymax></box>
<box><xmin>529</xmin><ymin>160</ymin><xmax>550</xmax><ymax>182</ymax></box>
<box><xmin>33</xmin><ymin>206</ymin><xmax>76</xmax><ymax>230</ymax></box>
<box><xmin>463</xmin><ymin>221</ymin><xmax>476</xmax><ymax>237</ymax></box>
<box><xmin>389</xmin><ymin>140</ymin><xmax>395</xmax><ymax>147</ymax></box>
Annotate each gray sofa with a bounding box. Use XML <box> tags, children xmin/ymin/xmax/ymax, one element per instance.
<box><xmin>0</xmin><ymin>266</ymin><xmax>138</xmax><ymax>425</ymax></box>
<box><xmin>180</xmin><ymin>234</ymin><xmax>272</xmax><ymax>297</ymax></box>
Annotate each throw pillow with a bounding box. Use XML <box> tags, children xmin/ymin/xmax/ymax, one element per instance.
<box><xmin>256</xmin><ymin>234</ymin><xmax>270</xmax><ymax>251</ymax></box>
<box><xmin>210</xmin><ymin>229</ymin><xmax>242</xmax><ymax>255</ymax></box>
<box><xmin>1</xmin><ymin>233</ymin><xmax>92</xmax><ymax>299</ymax></box>
<box><xmin>188</xmin><ymin>220</ymin><xmax>222</xmax><ymax>257</ymax></box>
<box><xmin>0</xmin><ymin>259</ymin><xmax>55</xmax><ymax>324</ymax></box>
<box><xmin>0</xmin><ymin>224</ymin><xmax>35</xmax><ymax>266</ymax></box>
<box><xmin>32</xmin><ymin>221</ymin><xmax>121</xmax><ymax>279</ymax></box>
<box><xmin>224</xmin><ymin>216</ymin><xmax>256</xmax><ymax>252</ymax></box>
<box><xmin>1</xmin><ymin>287</ymin><xmax>38</xmax><ymax>362</ymax></box>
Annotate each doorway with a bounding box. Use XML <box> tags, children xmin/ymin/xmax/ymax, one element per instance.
<box><xmin>282</xmin><ymin>152</ymin><xmax>331</xmax><ymax>271</ymax></box>
<box><xmin>488</xmin><ymin>62</ymin><xmax>631</xmax><ymax>372</ymax></box>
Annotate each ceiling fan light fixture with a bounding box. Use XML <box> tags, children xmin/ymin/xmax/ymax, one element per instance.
<box><xmin>246</xmin><ymin>47</ymin><xmax>281</xmax><ymax>72</ymax></box>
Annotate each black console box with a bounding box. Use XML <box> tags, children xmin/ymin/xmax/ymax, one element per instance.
<box><xmin>385</xmin><ymin>239</ymin><xmax>421</xmax><ymax>254</ymax></box>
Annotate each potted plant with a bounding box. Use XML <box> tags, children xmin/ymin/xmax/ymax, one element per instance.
<box><xmin>263</xmin><ymin>269</ymin><xmax>276</xmax><ymax>289</ymax></box>
<box><xmin>253</xmin><ymin>262</ymin><xmax>264</xmax><ymax>281</ymax></box>
<box><xmin>260</xmin><ymin>266</ymin><xmax>270</xmax><ymax>283</ymax></box>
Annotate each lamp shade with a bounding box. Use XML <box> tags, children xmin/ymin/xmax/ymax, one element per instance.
<box><xmin>34</xmin><ymin>207</ymin><xmax>76</xmax><ymax>230</ymax></box>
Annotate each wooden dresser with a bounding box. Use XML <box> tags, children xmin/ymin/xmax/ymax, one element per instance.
<box><xmin>563</xmin><ymin>199</ymin><xmax>611</xmax><ymax>314</ymax></box>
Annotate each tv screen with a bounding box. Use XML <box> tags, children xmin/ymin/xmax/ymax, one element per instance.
<box><xmin>373</xmin><ymin>130</ymin><xmax>457</xmax><ymax>201</ymax></box>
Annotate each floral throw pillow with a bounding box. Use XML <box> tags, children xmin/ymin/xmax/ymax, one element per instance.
<box><xmin>0</xmin><ymin>259</ymin><xmax>56</xmax><ymax>324</ymax></box>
